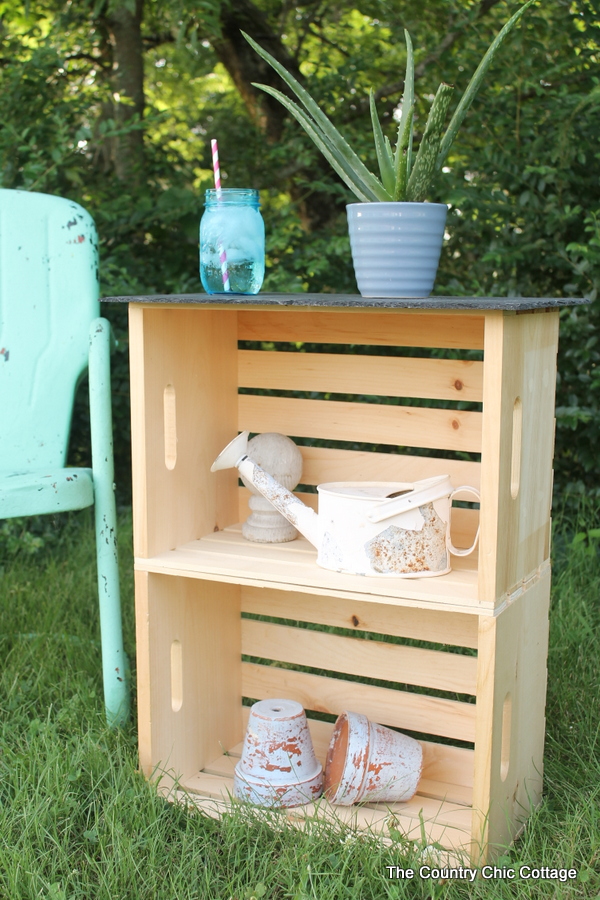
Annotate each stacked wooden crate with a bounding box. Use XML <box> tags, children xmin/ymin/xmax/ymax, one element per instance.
<box><xmin>126</xmin><ymin>297</ymin><xmax>560</xmax><ymax>862</ymax></box>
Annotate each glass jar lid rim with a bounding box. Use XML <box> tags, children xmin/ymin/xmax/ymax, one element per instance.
<box><xmin>204</xmin><ymin>188</ymin><xmax>260</xmax><ymax>206</ymax></box>
<box><xmin>205</xmin><ymin>188</ymin><xmax>259</xmax><ymax>196</ymax></box>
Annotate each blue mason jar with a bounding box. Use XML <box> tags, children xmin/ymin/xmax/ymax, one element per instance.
<box><xmin>199</xmin><ymin>188</ymin><xmax>265</xmax><ymax>295</ymax></box>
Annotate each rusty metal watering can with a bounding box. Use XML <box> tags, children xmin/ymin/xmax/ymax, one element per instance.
<box><xmin>211</xmin><ymin>432</ymin><xmax>479</xmax><ymax>578</ymax></box>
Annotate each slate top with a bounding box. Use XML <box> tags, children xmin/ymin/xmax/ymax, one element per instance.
<box><xmin>101</xmin><ymin>292</ymin><xmax>590</xmax><ymax>311</ymax></box>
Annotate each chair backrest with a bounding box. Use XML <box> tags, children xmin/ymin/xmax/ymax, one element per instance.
<box><xmin>0</xmin><ymin>189</ymin><xmax>99</xmax><ymax>473</ymax></box>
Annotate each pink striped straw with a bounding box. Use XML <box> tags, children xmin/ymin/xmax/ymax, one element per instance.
<box><xmin>211</xmin><ymin>138</ymin><xmax>230</xmax><ymax>292</ymax></box>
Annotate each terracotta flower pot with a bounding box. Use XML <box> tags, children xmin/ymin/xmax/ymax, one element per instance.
<box><xmin>324</xmin><ymin>711</ymin><xmax>422</xmax><ymax>805</ymax></box>
<box><xmin>234</xmin><ymin>699</ymin><xmax>323</xmax><ymax>807</ymax></box>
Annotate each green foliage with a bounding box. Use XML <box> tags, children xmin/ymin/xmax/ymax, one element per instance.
<box><xmin>0</xmin><ymin>0</ymin><xmax>598</xmax><ymax>499</ymax></box>
<box><xmin>0</xmin><ymin>515</ymin><xmax>66</xmax><ymax>565</ymax></box>
<box><xmin>244</xmin><ymin>1</ymin><xmax>536</xmax><ymax>203</ymax></box>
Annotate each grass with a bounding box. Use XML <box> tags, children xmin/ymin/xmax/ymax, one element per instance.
<box><xmin>0</xmin><ymin>505</ymin><xmax>598</xmax><ymax>899</ymax></box>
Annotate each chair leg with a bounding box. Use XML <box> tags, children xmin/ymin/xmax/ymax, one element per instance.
<box><xmin>89</xmin><ymin>317</ymin><xmax>130</xmax><ymax>727</ymax></box>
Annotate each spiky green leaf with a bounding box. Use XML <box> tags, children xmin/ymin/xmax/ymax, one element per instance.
<box><xmin>393</xmin><ymin>29</ymin><xmax>415</xmax><ymax>200</ymax></box>
<box><xmin>243</xmin><ymin>32</ymin><xmax>390</xmax><ymax>201</ymax></box>
<box><xmin>370</xmin><ymin>89</ymin><xmax>395</xmax><ymax>195</ymax></box>
<box><xmin>406</xmin><ymin>82</ymin><xmax>454</xmax><ymax>202</ymax></box>
<box><xmin>252</xmin><ymin>83</ymin><xmax>382</xmax><ymax>201</ymax></box>
<box><xmin>384</xmin><ymin>135</ymin><xmax>394</xmax><ymax>161</ymax></box>
<box><xmin>436</xmin><ymin>0</ymin><xmax>537</xmax><ymax>169</ymax></box>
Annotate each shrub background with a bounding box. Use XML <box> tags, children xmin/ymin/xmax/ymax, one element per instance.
<box><xmin>0</xmin><ymin>0</ymin><xmax>598</xmax><ymax>504</ymax></box>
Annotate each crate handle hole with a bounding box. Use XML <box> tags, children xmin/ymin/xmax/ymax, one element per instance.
<box><xmin>171</xmin><ymin>639</ymin><xmax>183</xmax><ymax>712</ymax></box>
<box><xmin>500</xmin><ymin>691</ymin><xmax>512</xmax><ymax>781</ymax></box>
<box><xmin>510</xmin><ymin>398</ymin><xmax>522</xmax><ymax>499</ymax></box>
<box><xmin>164</xmin><ymin>384</ymin><xmax>177</xmax><ymax>470</ymax></box>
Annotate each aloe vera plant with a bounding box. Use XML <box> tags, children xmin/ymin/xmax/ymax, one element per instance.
<box><xmin>243</xmin><ymin>0</ymin><xmax>535</xmax><ymax>203</ymax></box>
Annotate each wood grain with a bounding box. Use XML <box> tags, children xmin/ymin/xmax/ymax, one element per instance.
<box><xmin>241</xmin><ymin>618</ymin><xmax>478</xmax><ymax>694</ymax></box>
<box><xmin>238</xmin><ymin>350</ymin><xmax>484</xmax><ymax>402</ymax></box>
<box><xmin>238</xmin><ymin>309</ymin><xmax>485</xmax><ymax>349</ymax></box>
<box><xmin>238</xmin><ymin>395</ymin><xmax>483</xmax><ymax>453</ymax></box>
<box><xmin>241</xmin><ymin>586</ymin><xmax>480</xmax><ymax>648</ymax></box>
<box><xmin>242</xmin><ymin>662</ymin><xmax>477</xmax><ymax>742</ymax></box>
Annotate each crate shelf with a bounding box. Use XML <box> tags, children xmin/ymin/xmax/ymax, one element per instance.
<box><xmin>136</xmin><ymin>525</ymin><xmax>482</xmax><ymax>615</ymax></box>
<box><xmin>176</xmin><ymin>720</ymin><xmax>475</xmax><ymax>856</ymax></box>
<box><xmin>113</xmin><ymin>293</ymin><xmax>584</xmax><ymax>863</ymax></box>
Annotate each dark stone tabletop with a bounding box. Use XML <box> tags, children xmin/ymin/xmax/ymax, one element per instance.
<box><xmin>101</xmin><ymin>292</ymin><xmax>590</xmax><ymax>311</ymax></box>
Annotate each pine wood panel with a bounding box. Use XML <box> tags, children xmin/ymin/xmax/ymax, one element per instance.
<box><xmin>238</xmin><ymin>350</ymin><xmax>484</xmax><ymax>402</ymax></box>
<box><xmin>129</xmin><ymin>306</ymin><xmax>239</xmax><ymax>558</ymax></box>
<box><xmin>136</xmin><ymin>572</ymin><xmax>242</xmax><ymax>781</ymax></box>
<box><xmin>180</xmin><ymin>771</ymin><xmax>473</xmax><ymax>851</ymax></box>
<box><xmin>238</xmin><ymin>395</ymin><xmax>483</xmax><ymax>453</ymax></box>
<box><xmin>137</xmin><ymin>527</ymin><xmax>486</xmax><ymax>615</ymax></box>
<box><xmin>471</xmin><ymin>569</ymin><xmax>550</xmax><ymax>862</ymax></box>
<box><xmin>242</xmin><ymin>662</ymin><xmax>477</xmax><ymax>742</ymax></box>
<box><xmin>238</xmin><ymin>310</ymin><xmax>485</xmax><ymax>350</ymax></box>
<box><xmin>478</xmin><ymin>310</ymin><xmax>558</xmax><ymax>603</ymax></box>
<box><xmin>241</xmin><ymin>586</ymin><xmax>479</xmax><ymax>649</ymax></box>
<box><xmin>135</xmin><ymin>570</ymin><xmax>152</xmax><ymax>776</ymax></box>
<box><xmin>241</xmin><ymin>619</ymin><xmax>478</xmax><ymax>694</ymax></box>
<box><xmin>297</xmin><ymin>445</ymin><xmax>482</xmax><ymax>488</ymax></box>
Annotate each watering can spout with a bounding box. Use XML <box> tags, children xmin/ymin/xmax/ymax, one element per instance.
<box><xmin>211</xmin><ymin>433</ymin><xmax>321</xmax><ymax>549</ymax></box>
<box><xmin>211</xmin><ymin>431</ymin><xmax>250</xmax><ymax>472</ymax></box>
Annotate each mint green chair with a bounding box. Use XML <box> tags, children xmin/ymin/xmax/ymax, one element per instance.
<box><xmin>0</xmin><ymin>189</ymin><xmax>129</xmax><ymax>726</ymax></box>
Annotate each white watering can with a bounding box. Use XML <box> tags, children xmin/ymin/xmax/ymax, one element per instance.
<box><xmin>211</xmin><ymin>432</ymin><xmax>480</xmax><ymax>578</ymax></box>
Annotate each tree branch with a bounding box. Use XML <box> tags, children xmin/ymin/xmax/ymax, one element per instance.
<box><xmin>211</xmin><ymin>0</ymin><xmax>303</xmax><ymax>142</ymax></box>
<box><xmin>343</xmin><ymin>0</ymin><xmax>505</xmax><ymax>121</ymax></box>
<box><xmin>142</xmin><ymin>31</ymin><xmax>176</xmax><ymax>49</ymax></box>
<box><xmin>63</xmin><ymin>51</ymin><xmax>112</xmax><ymax>71</ymax></box>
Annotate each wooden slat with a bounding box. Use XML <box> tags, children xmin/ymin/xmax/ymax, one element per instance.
<box><xmin>238</xmin><ymin>350</ymin><xmax>484</xmax><ymax>402</ymax></box>
<box><xmin>202</xmin><ymin>749</ymin><xmax>473</xmax><ymax>808</ymax></box>
<box><xmin>298</xmin><ymin>446</ymin><xmax>482</xmax><ymax>488</ymax></box>
<box><xmin>137</xmin><ymin>527</ymin><xmax>487</xmax><ymax>615</ymax></box>
<box><xmin>242</xmin><ymin>662</ymin><xmax>477</xmax><ymax>742</ymax></box>
<box><xmin>239</xmin><ymin>395</ymin><xmax>482</xmax><ymax>453</ymax></box>
<box><xmin>241</xmin><ymin>620</ymin><xmax>477</xmax><ymax>694</ymax></box>
<box><xmin>238</xmin><ymin>310</ymin><xmax>485</xmax><ymax>350</ymax></box>
<box><xmin>136</xmin><ymin>573</ymin><xmax>242</xmax><ymax>782</ymax></box>
<box><xmin>479</xmin><ymin>310</ymin><xmax>558</xmax><ymax>604</ymax></box>
<box><xmin>181</xmin><ymin>771</ymin><xmax>473</xmax><ymax>852</ymax></box>
<box><xmin>129</xmin><ymin>306</ymin><xmax>239</xmax><ymax>559</ymax></box>
<box><xmin>472</xmin><ymin>570</ymin><xmax>550</xmax><ymax>862</ymax></box>
<box><xmin>284</xmin><ymin>794</ymin><xmax>473</xmax><ymax>851</ymax></box>
<box><xmin>241</xmin><ymin>587</ymin><xmax>479</xmax><ymax>649</ymax></box>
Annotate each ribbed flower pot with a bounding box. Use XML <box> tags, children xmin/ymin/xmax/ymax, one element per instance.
<box><xmin>324</xmin><ymin>711</ymin><xmax>423</xmax><ymax>805</ymax></box>
<box><xmin>234</xmin><ymin>699</ymin><xmax>323</xmax><ymax>808</ymax></box>
<box><xmin>346</xmin><ymin>202</ymin><xmax>447</xmax><ymax>299</ymax></box>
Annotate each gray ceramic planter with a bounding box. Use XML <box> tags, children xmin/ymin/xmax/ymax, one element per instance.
<box><xmin>346</xmin><ymin>201</ymin><xmax>448</xmax><ymax>298</ymax></box>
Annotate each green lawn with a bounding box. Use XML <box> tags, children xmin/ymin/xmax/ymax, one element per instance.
<box><xmin>0</xmin><ymin>506</ymin><xmax>598</xmax><ymax>900</ymax></box>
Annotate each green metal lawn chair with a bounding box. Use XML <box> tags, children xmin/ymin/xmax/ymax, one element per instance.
<box><xmin>0</xmin><ymin>188</ymin><xmax>129</xmax><ymax>726</ymax></box>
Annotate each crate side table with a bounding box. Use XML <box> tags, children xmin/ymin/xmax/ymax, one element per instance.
<box><xmin>106</xmin><ymin>292</ymin><xmax>586</xmax><ymax>863</ymax></box>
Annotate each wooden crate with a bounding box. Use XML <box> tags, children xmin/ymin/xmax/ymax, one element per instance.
<box><xmin>127</xmin><ymin>298</ymin><xmax>560</xmax><ymax>863</ymax></box>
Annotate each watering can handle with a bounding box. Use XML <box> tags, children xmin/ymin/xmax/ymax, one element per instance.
<box><xmin>366</xmin><ymin>475</ymin><xmax>453</xmax><ymax>524</ymax></box>
<box><xmin>447</xmin><ymin>486</ymin><xmax>481</xmax><ymax>558</ymax></box>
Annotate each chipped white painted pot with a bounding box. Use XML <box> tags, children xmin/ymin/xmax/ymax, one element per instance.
<box><xmin>324</xmin><ymin>711</ymin><xmax>423</xmax><ymax>806</ymax></box>
<box><xmin>234</xmin><ymin>699</ymin><xmax>323</xmax><ymax>808</ymax></box>
<box><xmin>346</xmin><ymin>201</ymin><xmax>447</xmax><ymax>299</ymax></box>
